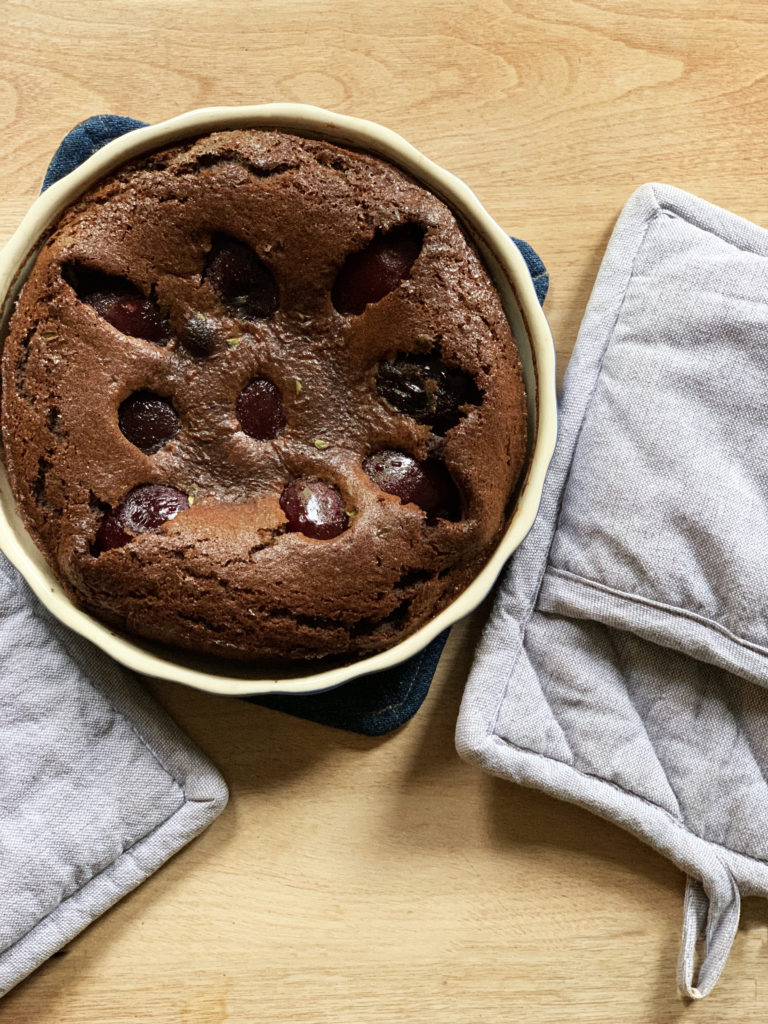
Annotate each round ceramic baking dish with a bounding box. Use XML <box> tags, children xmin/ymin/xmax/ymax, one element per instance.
<box><xmin>0</xmin><ymin>104</ymin><xmax>556</xmax><ymax>696</ymax></box>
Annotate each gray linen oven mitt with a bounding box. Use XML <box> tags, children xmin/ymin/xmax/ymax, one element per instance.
<box><xmin>0</xmin><ymin>551</ymin><xmax>228</xmax><ymax>996</ymax></box>
<box><xmin>457</xmin><ymin>182</ymin><xmax>768</xmax><ymax>999</ymax></box>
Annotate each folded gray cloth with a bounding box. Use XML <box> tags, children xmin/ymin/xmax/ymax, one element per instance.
<box><xmin>0</xmin><ymin>553</ymin><xmax>228</xmax><ymax>997</ymax></box>
<box><xmin>456</xmin><ymin>183</ymin><xmax>768</xmax><ymax>999</ymax></box>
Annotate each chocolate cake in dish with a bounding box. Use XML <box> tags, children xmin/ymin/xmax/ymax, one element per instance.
<box><xmin>1</xmin><ymin>129</ymin><xmax>528</xmax><ymax>660</ymax></box>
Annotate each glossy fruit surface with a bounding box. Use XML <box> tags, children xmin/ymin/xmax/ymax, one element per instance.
<box><xmin>362</xmin><ymin>449</ymin><xmax>459</xmax><ymax>520</ymax></box>
<box><xmin>376</xmin><ymin>354</ymin><xmax>480</xmax><ymax>433</ymax></box>
<box><xmin>279</xmin><ymin>478</ymin><xmax>348</xmax><ymax>540</ymax></box>
<box><xmin>94</xmin><ymin>484</ymin><xmax>189</xmax><ymax>553</ymax></box>
<box><xmin>118</xmin><ymin>392</ymin><xmax>179</xmax><ymax>453</ymax></box>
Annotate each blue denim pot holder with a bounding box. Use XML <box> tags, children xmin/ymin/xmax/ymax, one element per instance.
<box><xmin>41</xmin><ymin>114</ymin><xmax>547</xmax><ymax>737</ymax></box>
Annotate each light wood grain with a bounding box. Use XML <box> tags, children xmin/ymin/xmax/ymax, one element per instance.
<box><xmin>3</xmin><ymin>0</ymin><xmax>768</xmax><ymax>1019</ymax></box>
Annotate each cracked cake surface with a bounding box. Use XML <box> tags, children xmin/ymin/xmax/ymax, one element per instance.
<box><xmin>1</xmin><ymin>129</ymin><xmax>528</xmax><ymax>661</ymax></box>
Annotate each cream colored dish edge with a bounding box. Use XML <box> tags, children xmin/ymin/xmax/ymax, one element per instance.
<box><xmin>0</xmin><ymin>103</ymin><xmax>557</xmax><ymax>696</ymax></box>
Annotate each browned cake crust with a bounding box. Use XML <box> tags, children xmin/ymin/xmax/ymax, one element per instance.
<box><xmin>1</xmin><ymin>130</ymin><xmax>527</xmax><ymax>660</ymax></box>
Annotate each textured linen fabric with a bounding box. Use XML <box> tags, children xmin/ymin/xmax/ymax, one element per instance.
<box><xmin>0</xmin><ymin>553</ymin><xmax>228</xmax><ymax>997</ymax></box>
<box><xmin>457</xmin><ymin>182</ymin><xmax>768</xmax><ymax>999</ymax></box>
<box><xmin>42</xmin><ymin>114</ymin><xmax>547</xmax><ymax>735</ymax></box>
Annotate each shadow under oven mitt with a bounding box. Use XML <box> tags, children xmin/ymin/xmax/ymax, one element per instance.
<box><xmin>457</xmin><ymin>182</ymin><xmax>768</xmax><ymax>999</ymax></box>
<box><xmin>0</xmin><ymin>551</ymin><xmax>228</xmax><ymax>997</ymax></box>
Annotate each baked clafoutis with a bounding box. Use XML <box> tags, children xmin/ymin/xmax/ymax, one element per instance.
<box><xmin>1</xmin><ymin>130</ymin><xmax>527</xmax><ymax>660</ymax></box>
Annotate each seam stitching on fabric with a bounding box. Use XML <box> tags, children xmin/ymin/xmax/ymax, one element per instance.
<box><xmin>486</xmin><ymin>201</ymin><xmax>664</xmax><ymax>741</ymax></box>
<box><xmin>0</xmin><ymin>796</ymin><xmax>191</xmax><ymax>961</ymax></box>
<box><xmin>8</xmin><ymin>597</ymin><xmax>197</xmax><ymax>946</ymax></box>
<box><xmin>28</xmin><ymin>601</ymin><xmax>186</xmax><ymax>793</ymax></box>
<box><xmin>488</xmin><ymin>733</ymin><xmax>768</xmax><ymax>868</ymax></box>
<box><xmin>491</xmin><ymin>732</ymin><xmax>680</xmax><ymax>820</ymax></box>
<box><xmin>527</xmin><ymin>674</ymin><xmax>577</xmax><ymax>761</ymax></box>
<box><xmin>649</xmin><ymin>185</ymin><xmax>768</xmax><ymax>258</ymax></box>
<box><xmin>600</xmin><ymin>623</ymin><xmax>684</xmax><ymax>820</ymax></box>
<box><xmin>545</xmin><ymin>567</ymin><xmax>768</xmax><ymax>661</ymax></box>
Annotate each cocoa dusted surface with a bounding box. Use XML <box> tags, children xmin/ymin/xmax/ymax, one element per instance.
<box><xmin>1</xmin><ymin>130</ymin><xmax>527</xmax><ymax>660</ymax></box>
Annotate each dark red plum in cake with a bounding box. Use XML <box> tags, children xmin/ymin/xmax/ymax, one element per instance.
<box><xmin>236</xmin><ymin>379</ymin><xmax>285</xmax><ymax>440</ymax></box>
<box><xmin>279</xmin><ymin>478</ymin><xmax>348</xmax><ymax>540</ymax></box>
<box><xmin>363</xmin><ymin>450</ymin><xmax>460</xmax><ymax>521</ymax></box>
<box><xmin>376</xmin><ymin>353</ymin><xmax>481</xmax><ymax>434</ymax></box>
<box><xmin>94</xmin><ymin>484</ymin><xmax>189</xmax><ymax>553</ymax></box>
<box><xmin>204</xmin><ymin>234</ymin><xmax>278</xmax><ymax>320</ymax></box>
<box><xmin>332</xmin><ymin>224</ymin><xmax>424</xmax><ymax>315</ymax></box>
<box><xmin>66</xmin><ymin>267</ymin><xmax>171</xmax><ymax>344</ymax></box>
<box><xmin>118</xmin><ymin>392</ymin><xmax>179</xmax><ymax>453</ymax></box>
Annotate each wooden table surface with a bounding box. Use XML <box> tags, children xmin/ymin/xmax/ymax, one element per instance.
<box><xmin>3</xmin><ymin>1</ymin><xmax>768</xmax><ymax>1020</ymax></box>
